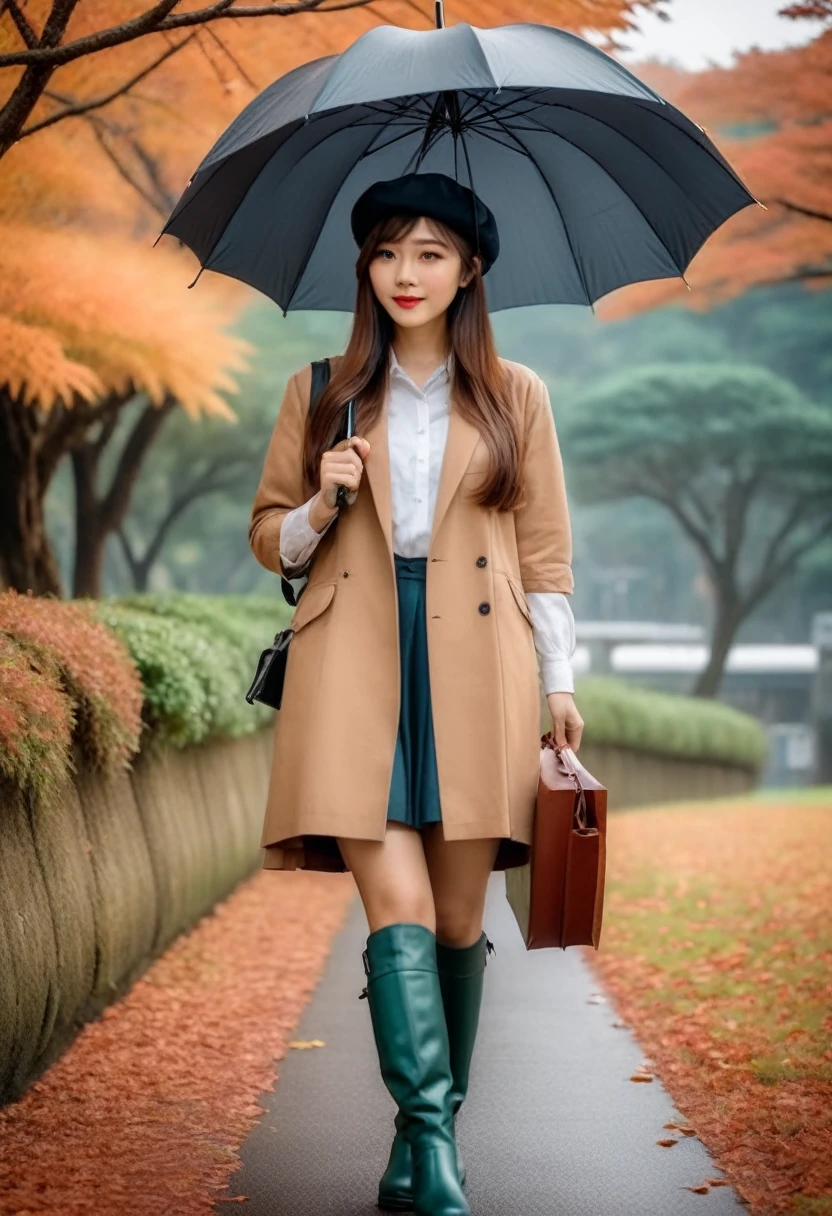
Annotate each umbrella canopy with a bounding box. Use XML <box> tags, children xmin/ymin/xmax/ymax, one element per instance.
<box><xmin>160</xmin><ymin>16</ymin><xmax>759</xmax><ymax>314</ymax></box>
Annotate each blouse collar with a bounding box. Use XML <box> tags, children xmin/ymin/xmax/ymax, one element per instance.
<box><xmin>388</xmin><ymin>344</ymin><xmax>454</xmax><ymax>389</ymax></box>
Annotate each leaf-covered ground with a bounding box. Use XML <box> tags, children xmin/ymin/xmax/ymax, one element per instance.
<box><xmin>583</xmin><ymin>788</ymin><xmax>832</xmax><ymax>1215</ymax></box>
<box><xmin>0</xmin><ymin>869</ymin><xmax>355</xmax><ymax>1215</ymax></box>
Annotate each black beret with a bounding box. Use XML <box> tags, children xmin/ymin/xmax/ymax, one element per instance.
<box><xmin>350</xmin><ymin>172</ymin><xmax>500</xmax><ymax>274</ymax></box>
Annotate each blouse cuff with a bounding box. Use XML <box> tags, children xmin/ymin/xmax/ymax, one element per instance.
<box><xmin>526</xmin><ymin>590</ymin><xmax>577</xmax><ymax>695</ymax></box>
<box><xmin>279</xmin><ymin>497</ymin><xmax>337</xmax><ymax>574</ymax></box>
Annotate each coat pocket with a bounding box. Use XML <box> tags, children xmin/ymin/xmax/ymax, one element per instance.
<box><xmin>289</xmin><ymin>579</ymin><xmax>338</xmax><ymax>634</ymax></box>
<box><xmin>503</xmin><ymin>574</ymin><xmax>533</xmax><ymax>628</ymax></box>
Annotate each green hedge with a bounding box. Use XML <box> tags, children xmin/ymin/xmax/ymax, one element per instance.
<box><xmin>571</xmin><ymin>675</ymin><xmax>768</xmax><ymax>769</ymax></box>
<box><xmin>91</xmin><ymin>593</ymin><xmax>291</xmax><ymax>751</ymax></box>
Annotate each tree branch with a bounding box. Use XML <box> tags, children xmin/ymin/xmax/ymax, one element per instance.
<box><xmin>0</xmin><ymin>0</ymin><xmax>372</xmax><ymax>70</ymax></box>
<box><xmin>0</xmin><ymin>0</ymin><xmax>79</xmax><ymax>157</ymax></box>
<box><xmin>86</xmin><ymin>116</ymin><xmax>172</xmax><ymax>216</ymax></box>
<box><xmin>199</xmin><ymin>25</ymin><xmax>257</xmax><ymax>89</ymax></box>
<box><xmin>745</xmin><ymin>513</ymin><xmax>832</xmax><ymax>611</ymax></box>
<box><xmin>117</xmin><ymin>449</ymin><xmax>253</xmax><ymax>583</ymax></box>
<box><xmin>3</xmin><ymin>0</ymin><xmax>39</xmax><ymax>48</ymax></box>
<box><xmin>723</xmin><ymin>472</ymin><xmax>760</xmax><ymax>570</ymax></box>
<box><xmin>766</xmin><ymin>197</ymin><xmax>832</xmax><ymax>224</ymax></box>
<box><xmin>99</xmin><ymin>394</ymin><xmax>178</xmax><ymax>530</ymax></box>
<box><xmin>644</xmin><ymin>486</ymin><xmax>724</xmax><ymax>571</ymax></box>
<box><xmin>21</xmin><ymin>33</ymin><xmax>198</xmax><ymax>137</ymax></box>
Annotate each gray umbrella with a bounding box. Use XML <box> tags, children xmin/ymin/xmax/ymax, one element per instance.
<box><xmin>159</xmin><ymin>2</ymin><xmax>759</xmax><ymax>314</ymax></box>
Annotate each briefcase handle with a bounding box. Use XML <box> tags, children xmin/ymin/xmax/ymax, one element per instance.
<box><xmin>542</xmin><ymin>734</ymin><xmax>592</xmax><ymax>833</ymax></box>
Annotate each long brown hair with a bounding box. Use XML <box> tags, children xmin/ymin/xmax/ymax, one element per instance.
<box><xmin>301</xmin><ymin>213</ymin><xmax>522</xmax><ymax>512</ymax></box>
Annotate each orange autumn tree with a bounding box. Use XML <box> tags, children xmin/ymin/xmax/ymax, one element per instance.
<box><xmin>0</xmin><ymin>226</ymin><xmax>251</xmax><ymax>597</ymax></box>
<box><xmin>599</xmin><ymin>19</ymin><xmax>832</xmax><ymax>319</ymax></box>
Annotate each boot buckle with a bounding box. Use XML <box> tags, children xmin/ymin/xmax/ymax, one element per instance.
<box><xmin>362</xmin><ymin>947</ymin><xmax>371</xmax><ymax>977</ymax></box>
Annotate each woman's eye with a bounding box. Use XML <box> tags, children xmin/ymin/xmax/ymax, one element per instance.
<box><xmin>378</xmin><ymin>249</ymin><xmax>394</xmax><ymax>260</ymax></box>
<box><xmin>422</xmin><ymin>251</ymin><xmax>438</xmax><ymax>260</ymax></box>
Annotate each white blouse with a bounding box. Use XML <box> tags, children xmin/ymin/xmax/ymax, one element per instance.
<box><xmin>279</xmin><ymin>347</ymin><xmax>577</xmax><ymax>694</ymax></box>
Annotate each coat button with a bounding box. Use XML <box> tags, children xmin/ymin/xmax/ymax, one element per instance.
<box><xmin>476</xmin><ymin>556</ymin><xmax>487</xmax><ymax>568</ymax></box>
<box><xmin>478</xmin><ymin>602</ymin><xmax>491</xmax><ymax>616</ymax></box>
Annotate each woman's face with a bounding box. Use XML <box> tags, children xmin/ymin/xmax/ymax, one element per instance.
<box><xmin>367</xmin><ymin>216</ymin><xmax>475</xmax><ymax>330</ymax></box>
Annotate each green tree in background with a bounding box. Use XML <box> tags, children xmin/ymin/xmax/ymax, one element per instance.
<box><xmin>563</xmin><ymin>363</ymin><xmax>832</xmax><ymax>697</ymax></box>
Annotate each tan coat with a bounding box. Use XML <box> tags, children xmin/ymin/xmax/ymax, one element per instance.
<box><xmin>248</xmin><ymin>354</ymin><xmax>574</xmax><ymax>873</ymax></box>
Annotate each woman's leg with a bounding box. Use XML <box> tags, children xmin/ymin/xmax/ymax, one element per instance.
<box><xmin>343</xmin><ymin>822</ymin><xmax>470</xmax><ymax>1215</ymax></box>
<box><xmin>337</xmin><ymin>821</ymin><xmax>436</xmax><ymax>932</ymax></box>
<box><xmin>421</xmin><ymin>826</ymin><xmax>500</xmax><ymax>946</ymax></box>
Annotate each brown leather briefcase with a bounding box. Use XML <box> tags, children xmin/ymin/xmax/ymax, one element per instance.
<box><xmin>505</xmin><ymin>734</ymin><xmax>607</xmax><ymax>950</ymax></box>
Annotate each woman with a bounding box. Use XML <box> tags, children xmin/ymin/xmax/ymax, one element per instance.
<box><xmin>248</xmin><ymin>171</ymin><xmax>584</xmax><ymax>1216</ymax></box>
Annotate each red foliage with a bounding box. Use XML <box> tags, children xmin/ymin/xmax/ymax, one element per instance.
<box><xmin>585</xmin><ymin>797</ymin><xmax>832</xmax><ymax>1213</ymax></box>
<box><xmin>0</xmin><ymin>632</ymin><xmax>74</xmax><ymax>796</ymax></box>
<box><xmin>0</xmin><ymin>869</ymin><xmax>355</xmax><ymax>1216</ymax></box>
<box><xmin>602</xmin><ymin>29</ymin><xmax>832</xmax><ymax>316</ymax></box>
<box><xmin>0</xmin><ymin>590</ymin><xmax>144</xmax><ymax>787</ymax></box>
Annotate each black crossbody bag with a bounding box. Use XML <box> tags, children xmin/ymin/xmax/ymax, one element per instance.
<box><xmin>245</xmin><ymin>359</ymin><xmax>350</xmax><ymax>711</ymax></box>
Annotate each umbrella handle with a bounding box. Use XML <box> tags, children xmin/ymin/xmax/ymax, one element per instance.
<box><xmin>434</xmin><ymin>1</ymin><xmax>445</xmax><ymax>28</ymax></box>
<box><xmin>335</xmin><ymin>398</ymin><xmax>357</xmax><ymax>509</ymax></box>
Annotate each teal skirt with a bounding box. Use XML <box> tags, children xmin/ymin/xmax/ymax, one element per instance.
<box><xmin>386</xmin><ymin>554</ymin><xmax>443</xmax><ymax>829</ymax></box>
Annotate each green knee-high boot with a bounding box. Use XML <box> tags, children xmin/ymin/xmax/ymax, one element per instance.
<box><xmin>363</xmin><ymin>923</ymin><xmax>470</xmax><ymax>1216</ymax></box>
<box><xmin>375</xmin><ymin>931</ymin><xmax>492</xmax><ymax>1213</ymax></box>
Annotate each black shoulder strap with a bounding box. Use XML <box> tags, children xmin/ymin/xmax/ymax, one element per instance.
<box><xmin>310</xmin><ymin>358</ymin><xmax>331</xmax><ymax>413</ymax></box>
<box><xmin>309</xmin><ymin>357</ymin><xmax>350</xmax><ymax>443</ymax></box>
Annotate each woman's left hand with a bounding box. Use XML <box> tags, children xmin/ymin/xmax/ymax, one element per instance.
<box><xmin>546</xmin><ymin>691</ymin><xmax>584</xmax><ymax>752</ymax></box>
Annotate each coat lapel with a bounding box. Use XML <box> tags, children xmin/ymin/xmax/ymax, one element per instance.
<box><xmin>362</xmin><ymin>399</ymin><xmax>393</xmax><ymax>567</ymax></box>
<box><xmin>362</xmin><ymin>377</ymin><xmax>482</xmax><ymax>568</ymax></box>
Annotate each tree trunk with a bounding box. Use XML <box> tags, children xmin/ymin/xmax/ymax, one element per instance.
<box><xmin>692</xmin><ymin>589</ymin><xmax>745</xmax><ymax>698</ymax></box>
<box><xmin>70</xmin><ymin>395</ymin><xmax>176</xmax><ymax>598</ymax></box>
<box><xmin>70</xmin><ymin>445</ymin><xmax>107</xmax><ymax>600</ymax></box>
<box><xmin>0</xmin><ymin>387</ymin><xmax>63</xmax><ymax>596</ymax></box>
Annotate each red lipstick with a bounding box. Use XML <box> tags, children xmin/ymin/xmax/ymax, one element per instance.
<box><xmin>393</xmin><ymin>296</ymin><xmax>423</xmax><ymax>309</ymax></box>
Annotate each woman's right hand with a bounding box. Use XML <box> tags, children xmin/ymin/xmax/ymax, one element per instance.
<box><xmin>310</xmin><ymin>436</ymin><xmax>372</xmax><ymax>531</ymax></box>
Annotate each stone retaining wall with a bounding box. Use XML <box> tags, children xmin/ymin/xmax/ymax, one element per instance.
<box><xmin>0</xmin><ymin>729</ymin><xmax>274</xmax><ymax>1106</ymax></box>
<box><xmin>576</xmin><ymin>743</ymin><xmax>757</xmax><ymax>810</ymax></box>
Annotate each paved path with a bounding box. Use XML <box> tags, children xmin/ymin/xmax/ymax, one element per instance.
<box><xmin>217</xmin><ymin>873</ymin><xmax>744</xmax><ymax>1215</ymax></box>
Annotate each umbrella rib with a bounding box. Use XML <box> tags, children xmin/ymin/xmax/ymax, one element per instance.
<box><xmin>359</xmin><ymin>123</ymin><xmax>426</xmax><ymax>159</ymax></box>
<box><xmin>460</xmin><ymin>87</ymin><xmax>546</xmax><ymax>126</ymax></box>
<box><xmin>283</xmin><ymin>121</ymin><xmax>396</xmax><ymax>313</ymax></box>
<box><xmin>462</xmin><ymin>86</ymin><xmax>545</xmax><ymax>112</ymax></box>
<box><xmin>362</xmin><ymin>95</ymin><xmax>433</xmax><ymax>119</ymax></box>
<box><xmin>351</xmin><ymin>114</ymin><xmax>423</xmax><ymax>132</ymax></box>
<box><xmin>519</xmin><ymin>97</ymin><xmax>728</xmax><ymax>239</ymax></box>
<box><xmin>479</xmin><ymin>108</ymin><xmax>595</xmax><ymax>306</ymax></box>
<box><xmin>615</xmin><ymin>97</ymin><xmax>757</xmax><ymax>199</ymax></box>
<box><xmin>463</xmin><ymin>125</ymin><xmax>531</xmax><ymax>156</ymax></box>
<box><xmin>478</xmin><ymin>96</ymin><xmax>685</xmax><ymax>278</ymax></box>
